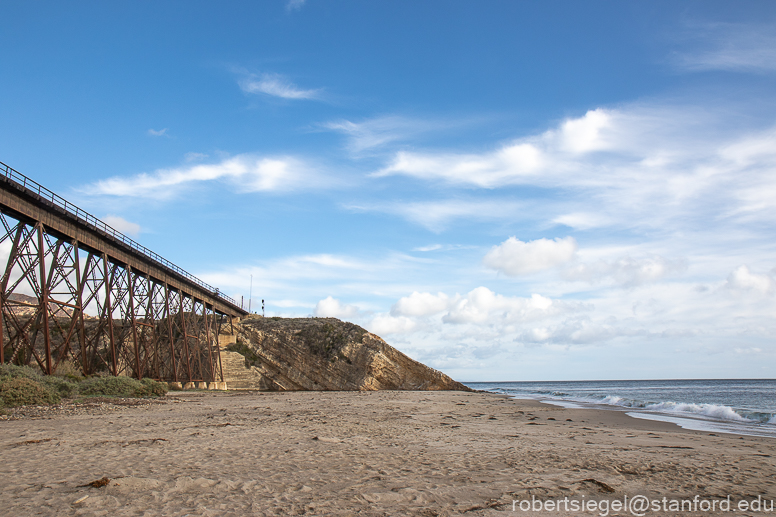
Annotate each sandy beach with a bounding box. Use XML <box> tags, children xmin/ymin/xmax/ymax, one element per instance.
<box><xmin>2</xmin><ymin>390</ymin><xmax>774</xmax><ymax>516</ymax></box>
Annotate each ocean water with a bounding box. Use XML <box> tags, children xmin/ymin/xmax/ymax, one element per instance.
<box><xmin>465</xmin><ymin>379</ymin><xmax>776</xmax><ymax>438</ymax></box>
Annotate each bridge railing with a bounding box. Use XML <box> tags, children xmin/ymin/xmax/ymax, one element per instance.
<box><xmin>0</xmin><ymin>161</ymin><xmax>242</xmax><ymax>309</ymax></box>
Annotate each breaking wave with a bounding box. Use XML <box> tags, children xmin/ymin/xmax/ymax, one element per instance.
<box><xmin>479</xmin><ymin>385</ymin><xmax>776</xmax><ymax>425</ymax></box>
<box><xmin>570</xmin><ymin>395</ymin><xmax>774</xmax><ymax>425</ymax></box>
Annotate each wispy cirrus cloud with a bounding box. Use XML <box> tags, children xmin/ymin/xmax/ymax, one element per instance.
<box><xmin>85</xmin><ymin>154</ymin><xmax>319</xmax><ymax>199</ymax></box>
<box><xmin>322</xmin><ymin>116</ymin><xmax>448</xmax><ymax>155</ymax></box>
<box><xmin>343</xmin><ymin>198</ymin><xmax>525</xmax><ymax>232</ymax></box>
<box><xmin>371</xmin><ymin>105</ymin><xmax>776</xmax><ymax>233</ymax></box>
<box><xmin>286</xmin><ymin>0</ymin><xmax>305</xmax><ymax>12</ymax></box>
<box><xmin>239</xmin><ymin>72</ymin><xmax>321</xmax><ymax>100</ymax></box>
<box><xmin>562</xmin><ymin>255</ymin><xmax>688</xmax><ymax>288</ymax></box>
<box><xmin>102</xmin><ymin>215</ymin><xmax>141</xmax><ymax>237</ymax></box>
<box><xmin>671</xmin><ymin>22</ymin><xmax>776</xmax><ymax>73</ymax></box>
<box><xmin>147</xmin><ymin>128</ymin><xmax>169</xmax><ymax>137</ymax></box>
<box><xmin>372</xmin><ymin>108</ymin><xmax>611</xmax><ymax>187</ymax></box>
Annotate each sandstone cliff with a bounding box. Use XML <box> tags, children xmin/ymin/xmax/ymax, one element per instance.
<box><xmin>222</xmin><ymin>316</ymin><xmax>469</xmax><ymax>391</ymax></box>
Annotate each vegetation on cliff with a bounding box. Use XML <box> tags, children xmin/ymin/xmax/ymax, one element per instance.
<box><xmin>225</xmin><ymin>316</ymin><xmax>469</xmax><ymax>391</ymax></box>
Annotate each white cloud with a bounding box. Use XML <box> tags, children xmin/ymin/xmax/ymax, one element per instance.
<box><xmin>240</xmin><ymin>73</ymin><xmax>320</xmax><ymax>100</ymax></box>
<box><xmin>725</xmin><ymin>265</ymin><xmax>775</xmax><ymax>295</ymax></box>
<box><xmin>733</xmin><ymin>346</ymin><xmax>763</xmax><ymax>355</ymax></box>
<box><xmin>391</xmin><ymin>291</ymin><xmax>451</xmax><ymax>317</ymax></box>
<box><xmin>563</xmin><ymin>255</ymin><xmax>687</xmax><ymax>287</ymax></box>
<box><xmin>313</xmin><ymin>296</ymin><xmax>360</xmax><ymax>318</ymax></box>
<box><xmin>719</xmin><ymin>128</ymin><xmax>776</xmax><ymax>165</ymax></box>
<box><xmin>516</xmin><ymin>319</ymin><xmax>629</xmax><ymax>345</ymax></box>
<box><xmin>483</xmin><ymin>236</ymin><xmax>577</xmax><ymax>276</ymax></box>
<box><xmin>443</xmin><ymin>287</ymin><xmax>580</xmax><ymax>325</ymax></box>
<box><xmin>345</xmin><ymin>199</ymin><xmax>523</xmax><ymax>232</ymax></box>
<box><xmin>286</xmin><ymin>0</ymin><xmax>305</xmax><ymax>11</ymax></box>
<box><xmin>552</xmin><ymin>212</ymin><xmax>611</xmax><ymax>230</ymax></box>
<box><xmin>196</xmin><ymin>250</ymin><xmax>436</xmax><ymax>313</ymax></box>
<box><xmin>554</xmin><ymin>108</ymin><xmax>613</xmax><ymax>153</ymax></box>
<box><xmin>372</xmin><ymin>108</ymin><xmax>616</xmax><ymax>188</ymax></box>
<box><xmin>184</xmin><ymin>152</ymin><xmax>208</xmax><ymax>162</ymax></box>
<box><xmin>365</xmin><ymin>286</ymin><xmax>590</xmax><ymax>338</ymax></box>
<box><xmin>368</xmin><ymin>314</ymin><xmax>418</xmax><ymax>335</ymax></box>
<box><xmin>672</xmin><ymin>23</ymin><xmax>776</xmax><ymax>73</ymax></box>
<box><xmin>323</xmin><ymin>116</ymin><xmax>444</xmax><ymax>154</ymax></box>
<box><xmin>147</xmin><ymin>128</ymin><xmax>169</xmax><ymax>137</ymax></box>
<box><xmin>368</xmin><ymin>105</ymin><xmax>776</xmax><ymax>235</ymax></box>
<box><xmin>374</xmin><ymin>142</ymin><xmax>543</xmax><ymax>188</ymax></box>
<box><xmin>102</xmin><ymin>215</ymin><xmax>141</xmax><ymax>237</ymax></box>
<box><xmin>413</xmin><ymin>244</ymin><xmax>443</xmax><ymax>252</ymax></box>
<box><xmin>86</xmin><ymin>154</ymin><xmax>316</xmax><ymax>198</ymax></box>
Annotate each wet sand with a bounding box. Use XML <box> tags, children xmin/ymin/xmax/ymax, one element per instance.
<box><xmin>1</xmin><ymin>390</ymin><xmax>774</xmax><ymax>516</ymax></box>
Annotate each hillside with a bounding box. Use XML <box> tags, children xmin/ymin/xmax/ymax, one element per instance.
<box><xmin>221</xmin><ymin>316</ymin><xmax>469</xmax><ymax>391</ymax></box>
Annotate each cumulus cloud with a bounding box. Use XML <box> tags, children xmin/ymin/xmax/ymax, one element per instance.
<box><xmin>391</xmin><ymin>291</ymin><xmax>451</xmax><ymax>317</ymax></box>
<box><xmin>725</xmin><ymin>265</ymin><xmax>775</xmax><ymax>295</ymax></box>
<box><xmin>483</xmin><ymin>237</ymin><xmax>577</xmax><ymax>276</ymax></box>
<box><xmin>240</xmin><ymin>73</ymin><xmax>321</xmax><ymax>100</ymax></box>
<box><xmin>86</xmin><ymin>154</ymin><xmax>316</xmax><ymax>198</ymax></box>
<box><xmin>563</xmin><ymin>255</ymin><xmax>687</xmax><ymax>287</ymax></box>
<box><xmin>367</xmin><ymin>287</ymin><xmax>590</xmax><ymax>338</ymax></box>
<box><xmin>102</xmin><ymin>215</ymin><xmax>141</xmax><ymax>237</ymax></box>
<box><xmin>313</xmin><ymin>296</ymin><xmax>360</xmax><ymax>318</ymax></box>
<box><xmin>443</xmin><ymin>287</ymin><xmax>580</xmax><ymax>324</ymax></box>
<box><xmin>369</xmin><ymin>314</ymin><xmax>418</xmax><ymax>335</ymax></box>
<box><xmin>553</xmin><ymin>108</ymin><xmax>613</xmax><ymax>153</ymax></box>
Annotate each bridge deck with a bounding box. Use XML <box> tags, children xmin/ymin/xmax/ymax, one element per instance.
<box><xmin>0</xmin><ymin>161</ymin><xmax>248</xmax><ymax>381</ymax></box>
<box><xmin>0</xmin><ymin>161</ymin><xmax>247</xmax><ymax>318</ymax></box>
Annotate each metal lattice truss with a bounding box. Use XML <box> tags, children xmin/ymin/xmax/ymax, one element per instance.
<box><xmin>0</xmin><ymin>212</ymin><xmax>230</xmax><ymax>383</ymax></box>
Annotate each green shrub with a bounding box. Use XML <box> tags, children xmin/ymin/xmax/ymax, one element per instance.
<box><xmin>141</xmin><ymin>378</ymin><xmax>168</xmax><ymax>397</ymax></box>
<box><xmin>78</xmin><ymin>376</ymin><xmax>167</xmax><ymax>398</ymax></box>
<box><xmin>0</xmin><ymin>364</ymin><xmax>44</xmax><ymax>380</ymax></box>
<box><xmin>0</xmin><ymin>363</ymin><xmax>167</xmax><ymax>407</ymax></box>
<box><xmin>0</xmin><ymin>376</ymin><xmax>60</xmax><ymax>407</ymax></box>
<box><xmin>42</xmin><ymin>376</ymin><xmax>80</xmax><ymax>398</ymax></box>
<box><xmin>300</xmin><ymin>322</ymin><xmax>352</xmax><ymax>359</ymax></box>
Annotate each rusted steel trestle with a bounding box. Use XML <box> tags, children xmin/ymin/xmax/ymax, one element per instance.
<box><xmin>0</xmin><ymin>161</ymin><xmax>247</xmax><ymax>382</ymax></box>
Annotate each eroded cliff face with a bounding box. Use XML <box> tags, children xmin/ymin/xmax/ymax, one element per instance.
<box><xmin>223</xmin><ymin>316</ymin><xmax>469</xmax><ymax>391</ymax></box>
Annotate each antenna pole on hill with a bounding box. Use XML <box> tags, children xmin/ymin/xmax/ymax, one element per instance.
<box><xmin>262</xmin><ymin>299</ymin><xmax>265</xmax><ymax>317</ymax></box>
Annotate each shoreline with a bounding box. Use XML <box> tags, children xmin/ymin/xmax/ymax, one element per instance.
<box><xmin>2</xmin><ymin>390</ymin><xmax>774</xmax><ymax>516</ymax></box>
<box><xmin>467</xmin><ymin>379</ymin><xmax>776</xmax><ymax>439</ymax></box>
<box><xmin>504</xmin><ymin>395</ymin><xmax>776</xmax><ymax>439</ymax></box>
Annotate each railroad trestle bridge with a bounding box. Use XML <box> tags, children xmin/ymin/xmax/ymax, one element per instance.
<box><xmin>0</xmin><ymin>161</ymin><xmax>248</xmax><ymax>385</ymax></box>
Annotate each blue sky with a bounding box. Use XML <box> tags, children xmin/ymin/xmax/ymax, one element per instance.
<box><xmin>2</xmin><ymin>1</ymin><xmax>776</xmax><ymax>381</ymax></box>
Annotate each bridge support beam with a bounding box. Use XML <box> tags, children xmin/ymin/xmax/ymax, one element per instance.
<box><xmin>0</xmin><ymin>211</ymin><xmax>226</xmax><ymax>383</ymax></box>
